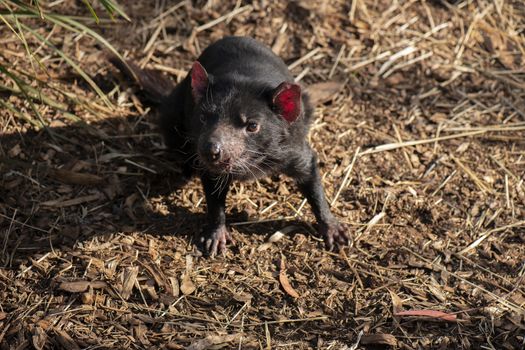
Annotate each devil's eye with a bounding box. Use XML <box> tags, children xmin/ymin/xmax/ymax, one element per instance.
<box><xmin>246</xmin><ymin>121</ymin><xmax>259</xmax><ymax>133</ymax></box>
<box><xmin>200</xmin><ymin>114</ymin><xmax>218</xmax><ymax>124</ymax></box>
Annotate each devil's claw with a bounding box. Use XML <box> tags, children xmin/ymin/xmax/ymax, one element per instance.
<box><xmin>318</xmin><ymin>221</ymin><xmax>349</xmax><ymax>251</ymax></box>
<box><xmin>199</xmin><ymin>225</ymin><xmax>234</xmax><ymax>257</ymax></box>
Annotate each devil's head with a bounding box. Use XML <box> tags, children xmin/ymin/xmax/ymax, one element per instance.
<box><xmin>189</xmin><ymin>61</ymin><xmax>304</xmax><ymax>179</ymax></box>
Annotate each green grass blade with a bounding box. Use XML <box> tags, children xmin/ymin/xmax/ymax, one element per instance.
<box><xmin>0</xmin><ymin>80</ymin><xmax>68</xmax><ymax>111</ymax></box>
<box><xmin>18</xmin><ymin>21</ymin><xmax>113</xmax><ymax>108</ymax></box>
<box><xmin>13</xmin><ymin>15</ymin><xmax>37</xmax><ymax>74</ymax></box>
<box><xmin>0</xmin><ymin>0</ymin><xmax>131</xmax><ymax>121</ymax></box>
<box><xmin>0</xmin><ymin>10</ymin><xmax>117</xmax><ymax>24</ymax></box>
<box><xmin>31</xmin><ymin>0</ymin><xmax>43</xmax><ymax>18</ymax></box>
<box><xmin>0</xmin><ymin>12</ymin><xmax>22</xmax><ymax>41</ymax></box>
<box><xmin>80</xmin><ymin>0</ymin><xmax>99</xmax><ymax>24</ymax></box>
<box><xmin>48</xmin><ymin>13</ymin><xmax>129</xmax><ymax>68</ymax></box>
<box><xmin>99</xmin><ymin>0</ymin><xmax>130</xmax><ymax>21</ymax></box>
<box><xmin>12</xmin><ymin>68</ymin><xmax>102</xmax><ymax>117</ymax></box>
<box><xmin>0</xmin><ymin>64</ymin><xmax>52</xmax><ymax>136</ymax></box>
<box><xmin>0</xmin><ymin>98</ymin><xmax>42</xmax><ymax>128</ymax></box>
<box><xmin>1</xmin><ymin>2</ymin><xmax>127</xmax><ymax>109</ymax></box>
<box><xmin>2</xmin><ymin>2</ymin><xmax>129</xmax><ymax>66</ymax></box>
<box><xmin>3</xmin><ymin>0</ymin><xmax>129</xmax><ymax>21</ymax></box>
<box><xmin>0</xmin><ymin>11</ymin><xmax>48</xmax><ymax>73</ymax></box>
<box><xmin>10</xmin><ymin>8</ymin><xmax>129</xmax><ymax>64</ymax></box>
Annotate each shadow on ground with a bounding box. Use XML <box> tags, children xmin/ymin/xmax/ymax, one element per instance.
<box><xmin>0</xmin><ymin>109</ymin><xmax>297</xmax><ymax>260</ymax></box>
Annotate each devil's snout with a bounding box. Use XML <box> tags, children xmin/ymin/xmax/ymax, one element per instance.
<box><xmin>206</xmin><ymin>141</ymin><xmax>222</xmax><ymax>162</ymax></box>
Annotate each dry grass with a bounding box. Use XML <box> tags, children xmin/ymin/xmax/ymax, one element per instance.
<box><xmin>1</xmin><ymin>0</ymin><xmax>525</xmax><ymax>349</ymax></box>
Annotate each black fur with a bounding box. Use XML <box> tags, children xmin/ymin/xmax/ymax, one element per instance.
<box><xmin>111</xmin><ymin>36</ymin><xmax>348</xmax><ymax>256</ymax></box>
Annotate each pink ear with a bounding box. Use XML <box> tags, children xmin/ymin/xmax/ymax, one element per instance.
<box><xmin>191</xmin><ymin>61</ymin><xmax>208</xmax><ymax>101</ymax></box>
<box><xmin>272</xmin><ymin>82</ymin><xmax>302</xmax><ymax>124</ymax></box>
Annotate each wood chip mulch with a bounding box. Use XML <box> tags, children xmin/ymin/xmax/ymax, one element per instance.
<box><xmin>1</xmin><ymin>0</ymin><xmax>524</xmax><ymax>349</ymax></box>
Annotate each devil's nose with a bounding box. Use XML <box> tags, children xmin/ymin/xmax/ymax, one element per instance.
<box><xmin>207</xmin><ymin>142</ymin><xmax>221</xmax><ymax>161</ymax></box>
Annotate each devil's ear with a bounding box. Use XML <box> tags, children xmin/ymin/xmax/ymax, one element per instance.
<box><xmin>191</xmin><ymin>61</ymin><xmax>209</xmax><ymax>102</ymax></box>
<box><xmin>272</xmin><ymin>82</ymin><xmax>302</xmax><ymax>124</ymax></box>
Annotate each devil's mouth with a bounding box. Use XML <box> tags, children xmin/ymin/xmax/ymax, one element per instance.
<box><xmin>203</xmin><ymin>157</ymin><xmax>234</xmax><ymax>173</ymax></box>
<box><xmin>217</xmin><ymin>158</ymin><xmax>233</xmax><ymax>171</ymax></box>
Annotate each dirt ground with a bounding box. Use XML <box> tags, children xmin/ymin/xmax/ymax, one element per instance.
<box><xmin>1</xmin><ymin>0</ymin><xmax>525</xmax><ymax>349</ymax></box>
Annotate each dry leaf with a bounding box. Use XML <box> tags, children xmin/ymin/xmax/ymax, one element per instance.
<box><xmin>133</xmin><ymin>323</ymin><xmax>150</xmax><ymax>345</ymax></box>
<box><xmin>272</xmin><ymin>31</ymin><xmax>287</xmax><ymax>55</ymax></box>
<box><xmin>54</xmin><ymin>330</ymin><xmax>80</xmax><ymax>350</ymax></box>
<box><xmin>143</xmin><ymin>284</ymin><xmax>159</xmax><ymax>300</ymax></box>
<box><xmin>166</xmin><ymin>342</ymin><xmax>184</xmax><ymax>350</ymax></box>
<box><xmin>384</xmin><ymin>72</ymin><xmax>404</xmax><ymax>86</ymax></box>
<box><xmin>268</xmin><ymin>230</ymin><xmax>285</xmax><ymax>243</ymax></box>
<box><xmin>59</xmin><ymin>281</ymin><xmax>91</xmax><ymax>293</ymax></box>
<box><xmin>361</xmin><ymin>334</ymin><xmax>397</xmax><ymax>346</ymax></box>
<box><xmin>41</xmin><ymin>193</ymin><xmax>102</xmax><ymax>208</ymax></box>
<box><xmin>120</xmin><ymin>266</ymin><xmax>139</xmax><ymax>300</ymax></box>
<box><xmin>181</xmin><ymin>273</ymin><xmax>196</xmax><ymax>295</ymax></box>
<box><xmin>258</xmin><ymin>226</ymin><xmax>297</xmax><ymax>251</ymax></box>
<box><xmin>148</xmin><ymin>239</ymin><xmax>159</xmax><ymax>260</ymax></box>
<box><xmin>279</xmin><ymin>258</ymin><xmax>300</xmax><ymax>298</ymax></box>
<box><xmin>49</xmin><ymin>168</ymin><xmax>103</xmax><ymax>185</ymax></box>
<box><xmin>478</xmin><ymin>20</ymin><xmax>523</xmax><ymax>70</ymax></box>
<box><xmin>124</xmin><ymin>193</ymin><xmax>139</xmax><ymax>209</ymax></box>
<box><xmin>89</xmin><ymin>281</ymin><xmax>107</xmax><ymax>289</ymax></box>
<box><xmin>187</xmin><ymin>334</ymin><xmax>241</xmax><ymax>350</ymax></box>
<box><xmin>8</xmin><ymin>144</ymin><xmax>22</xmax><ymax>157</ymax></box>
<box><xmin>81</xmin><ymin>292</ymin><xmax>93</xmax><ymax>304</ymax></box>
<box><xmin>59</xmin><ymin>280</ymin><xmax>107</xmax><ymax>293</ymax></box>
<box><xmin>233</xmin><ymin>292</ymin><xmax>253</xmax><ymax>304</ymax></box>
<box><xmin>428</xmin><ymin>284</ymin><xmax>447</xmax><ymax>302</ymax></box>
<box><xmin>37</xmin><ymin>320</ymin><xmax>51</xmax><ymax>331</ymax></box>
<box><xmin>395</xmin><ymin>309</ymin><xmax>457</xmax><ymax>322</ymax></box>
<box><xmin>143</xmin><ymin>263</ymin><xmax>168</xmax><ymax>291</ymax></box>
<box><xmin>389</xmin><ymin>290</ymin><xmax>403</xmax><ymax>314</ymax></box>
<box><xmin>169</xmin><ymin>276</ymin><xmax>180</xmax><ymax>297</ymax></box>
<box><xmin>256</xmin><ymin>242</ymin><xmax>273</xmax><ymax>252</ymax></box>
<box><xmin>306</xmin><ymin>81</ymin><xmax>344</xmax><ymax>105</ymax></box>
<box><xmin>31</xmin><ymin>326</ymin><xmax>47</xmax><ymax>350</ymax></box>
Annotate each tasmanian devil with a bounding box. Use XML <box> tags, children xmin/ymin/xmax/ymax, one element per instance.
<box><xmin>111</xmin><ymin>36</ymin><xmax>348</xmax><ymax>256</ymax></box>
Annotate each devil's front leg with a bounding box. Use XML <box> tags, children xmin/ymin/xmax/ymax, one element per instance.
<box><xmin>199</xmin><ymin>174</ymin><xmax>234</xmax><ymax>256</ymax></box>
<box><xmin>286</xmin><ymin>146</ymin><xmax>349</xmax><ymax>250</ymax></box>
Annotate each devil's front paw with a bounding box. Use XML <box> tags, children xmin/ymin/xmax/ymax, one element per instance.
<box><xmin>199</xmin><ymin>225</ymin><xmax>234</xmax><ymax>257</ymax></box>
<box><xmin>318</xmin><ymin>221</ymin><xmax>349</xmax><ymax>251</ymax></box>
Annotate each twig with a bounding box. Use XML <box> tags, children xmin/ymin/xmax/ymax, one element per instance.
<box><xmin>460</xmin><ymin>221</ymin><xmax>525</xmax><ymax>254</ymax></box>
<box><xmin>331</xmin><ymin>147</ymin><xmax>360</xmax><ymax>206</ymax></box>
<box><xmin>195</xmin><ymin>5</ymin><xmax>252</xmax><ymax>32</ymax></box>
<box><xmin>288</xmin><ymin>47</ymin><xmax>321</xmax><ymax>70</ymax></box>
<box><xmin>359</xmin><ymin>130</ymin><xmax>486</xmax><ymax>156</ymax></box>
<box><xmin>243</xmin><ymin>316</ymin><xmax>328</xmax><ymax>327</ymax></box>
<box><xmin>403</xmin><ymin>247</ymin><xmax>524</xmax><ymax>313</ymax></box>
